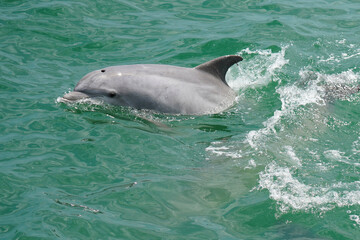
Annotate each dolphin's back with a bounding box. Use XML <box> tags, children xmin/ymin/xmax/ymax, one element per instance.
<box><xmin>80</xmin><ymin>64</ymin><xmax>235</xmax><ymax>114</ymax></box>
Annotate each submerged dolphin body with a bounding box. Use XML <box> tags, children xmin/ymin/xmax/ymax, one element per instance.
<box><xmin>62</xmin><ymin>55</ymin><xmax>243</xmax><ymax>115</ymax></box>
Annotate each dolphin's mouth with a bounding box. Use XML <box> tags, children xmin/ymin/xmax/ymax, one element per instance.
<box><xmin>61</xmin><ymin>91</ymin><xmax>91</xmax><ymax>102</ymax></box>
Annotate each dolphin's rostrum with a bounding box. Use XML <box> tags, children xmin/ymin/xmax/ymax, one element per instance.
<box><xmin>62</xmin><ymin>55</ymin><xmax>243</xmax><ymax>115</ymax></box>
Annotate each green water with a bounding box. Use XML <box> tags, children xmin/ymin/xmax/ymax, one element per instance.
<box><xmin>1</xmin><ymin>0</ymin><xmax>360</xmax><ymax>239</ymax></box>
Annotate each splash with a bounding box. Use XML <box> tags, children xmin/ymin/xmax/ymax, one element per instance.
<box><xmin>246</xmin><ymin>82</ymin><xmax>324</xmax><ymax>150</ymax></box>
<box><xmin>56</xmin><ymin>90</ymin><xmax>105</xmax><ymax>108</ymax></box>
<box><xmin>241</xmin><ymin>39</ymin><xmax>360</xmax><ymax>149</ymax></box>
<box><xmin>258</xmin><ymin>162</ymin><xmax>360</xmax><ymax>215</ymax></box>
<box><xmin>227</xmin><ymin>46</ymin><xmax>289</xmax><ymax>91</ymax></box>
<box><xmin>224</xmin><ymin>42</ymin><xmax>360</xmax><ymax>217</ymax></box>
<box><xmin>350</xmin><ymin>214</ymin><xmax>360</xmax><ymax>226</ymax></box>
<box><xmin>205</xmin><ymin>141</ymin><xmax>242</xmax><ymax>160</ymax></box>
<box><xmin>246</xmin><ymin>68</ymin><xmax>360</xmax><ymax>150</ymax></box>
<box><xmin>317</xmin><ymin>38</ymin><xmax>360</xmax><ymax>63</ymax></box>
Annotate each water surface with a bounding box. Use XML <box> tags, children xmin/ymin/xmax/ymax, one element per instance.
<box><xmin>1</xmin><ymin>0</ymin><xmax>360</xmax><ymax>239</ymax></box>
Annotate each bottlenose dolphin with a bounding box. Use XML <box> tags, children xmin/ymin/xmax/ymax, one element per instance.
<box><xmin>61</xmin><ymin>55</ymin><xmax>243</xmax><ymax>115</ymax></box>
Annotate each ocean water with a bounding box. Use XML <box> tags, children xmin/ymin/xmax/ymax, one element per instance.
<box><xmin>1</xmin><ymin>0</ymin><xmax>360</xmax><ymax>239</ymax></box>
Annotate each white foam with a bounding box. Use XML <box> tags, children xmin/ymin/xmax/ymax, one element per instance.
<box><xmin>318</xmin><ymin>54</ymin><xmax>339</xmax><ymax>63</ymax></box>
<box><xmin>350</xmin><ymin>215</ymin><xmax>360</xmax><ymax>226</ymax></box>
<box><xmin>227</xmin><ymin>46</ymin><xmax>289</xmax><ymax>91</ymax></box>
<box><xmin>336</xmin><ymin>39</ymin><xmax>347</xmax><ymax>44</ymax></box>
<box><xmin>244</xmin><ymin>159</ymin><xmax>257</xmax><ymax>169</ymax></box>
<box><xmin>323</xmin><ymin>150</ymin><xmax>350</xmax><ymax>164</ymax></box>
<box><xmin>205</xmin><ymin>142</ymin><xmax>242</xmax><ymax>159</ymax></box>
<box><xmin>258</xmin><ymin>162</ymin><xmax>360</xmax><ymax>214</ymax></box>
<box><xmin>236</xmin><ymin>41</ymin><xmax>360</xmax><ymax>218</ymax></box>
<box><xmin>246</xmin><ymin>81</ymin><xmax>324</xmax><ymax>149</ymax></box>
<box><xmin>56</xmin><ymin>94</ymin><xmax>105</xmax><ymax>106</ymax></box>
<box><xmin>309</xmin><ymin>69</ymin><xmax>359</xmax><ymax>85</ymax></box>
<box><xmin>284</xmin><ymin>146</ymin><xmax>302</xmax><ymax>167</ymax></box>
<box><xmin>325</xmin><ymin>149</ymin><xmax>360</xmax><ymax>167</ymax></box>
<box><xmin>245</xmin><ymin>67</ymin><xmax>360</xmax><ymax>150</ymax></box>
<box><xmin>351</xmin><ymin>137</ymin><xmax>360</xmax><ymax>157</ymax></box>
<box><xmin>317</xmin><ymin>38</ymin><xmax>360</xmax><ymax>63</ymax></box>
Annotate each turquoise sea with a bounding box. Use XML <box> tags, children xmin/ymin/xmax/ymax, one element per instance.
<box><xmin>1</xmin><ymin>0</ymin><xmax>360</xmax><ymax>239</ymax></box>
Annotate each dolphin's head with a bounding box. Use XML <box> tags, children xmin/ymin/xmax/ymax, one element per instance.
<box><xmin>61</xmin><ymin>68</ymin><xmax>124</xmax><ymax>105</ymax></box>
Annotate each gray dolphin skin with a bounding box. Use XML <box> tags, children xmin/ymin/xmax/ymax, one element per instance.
<box><xmin>62</xmin><ymin>55</ymin><xmax>243</xmax><ymax>115</ymax></box>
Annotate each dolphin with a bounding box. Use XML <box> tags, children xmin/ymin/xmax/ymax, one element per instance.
<box><xmin>61</xmin><ymin>55</ymin><xmax>243</xmax><ymax>115</ymax></box>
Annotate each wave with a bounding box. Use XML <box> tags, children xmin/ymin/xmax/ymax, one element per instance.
<box><xmin>258</xmin><ymin>162</ymin><xmax>360</xmax><ymax>214</ymax></box>
<box><xmin>227</xmin><ymin>46</ymin><xmax>289</xmax><ymax>91</ymax></box>
<box><xmin>208</xmin><ymin>41</ymin><xmax>360</xmax><ymax>217</ymax></box>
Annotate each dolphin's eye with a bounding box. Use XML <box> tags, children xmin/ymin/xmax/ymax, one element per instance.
<box><xmin>101</xmin><ymin>69</ymin><xmax>106</xmax><ymax>73</ymax></box>
<box><xmin>108</xmin><ymin>92</ymin><xmax>116</xmax><ymax>98</ymax></box>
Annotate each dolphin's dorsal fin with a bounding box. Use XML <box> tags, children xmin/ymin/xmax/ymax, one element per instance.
<box><xmin>195</xmin><ymin>55</ymin><xmax>243</xmax><ymax>85</ymax></box>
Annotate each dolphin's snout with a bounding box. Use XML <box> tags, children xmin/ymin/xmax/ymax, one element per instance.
<box><xmin>62</xmin><ymin>91</ymin><xmax>90</xmax><ymax>101</ymax></box>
